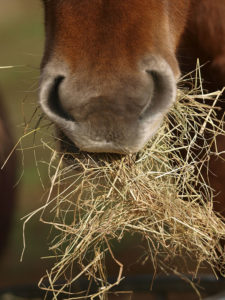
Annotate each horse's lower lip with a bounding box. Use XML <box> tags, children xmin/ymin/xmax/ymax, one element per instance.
<box><xmin>62</xmin><ymin>146</ymin><xmax>124</xmax><ymax>169</ymax></box>
<box><xmin>57</xmin><ymin>130</ymin><xmax>124</xmax><ymax>167</ymax></box>
<box><xmin>63</xmin><ymin>150</ymin><xmax>123</xmax><ymax>169</ymax></box>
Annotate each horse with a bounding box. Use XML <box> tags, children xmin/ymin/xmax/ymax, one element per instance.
<box><xmin>0</xmin><ymin>91</ymin><xmax>16</xmax><ymax>256</ymax></box>
<box><xmin>39</xmin><ymin>0</ymin><xmax>225</xmax><ymax>217</ymax></box>
<box><xmin>36</xmin><ymin>2</ymin><xmax>225</xmax><ymax>298</ymax></box>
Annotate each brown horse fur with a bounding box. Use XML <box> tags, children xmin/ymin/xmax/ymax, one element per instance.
<box><xmin>179</xmin><ymin>1</ymin><xmax>225</xmax><ymax>217</ymax></box>
<box><xmin>0</xmin><ymin>91</ymin><xmax>16</xmax><ymax>256</ymax></box>
<box><xmin>40</xmin><ymin>1</ymin><xmax>225</xmax><ymax>215</ymax></box>
<box><xmin>41</xmin><ymin>1</ymin><xmax>190</xmax><ymax>77</ymax></box>
<box><xmin>180</xmin><ymin>0</ymin><xmax>225</xmax><ymax>90</ymax></box>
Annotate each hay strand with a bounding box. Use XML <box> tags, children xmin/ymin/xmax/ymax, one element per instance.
<box><xmin>22</xmin><ymin>70</ymin><xmax>225</xmax><ymax>299</ymax></box>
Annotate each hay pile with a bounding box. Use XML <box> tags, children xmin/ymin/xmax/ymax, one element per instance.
<box><xmin>23</xmin><ymin>73</ymin><xmax>225</xmax><ymax>299</ymax></box>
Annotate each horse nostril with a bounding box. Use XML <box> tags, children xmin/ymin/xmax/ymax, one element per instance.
<box><xmin>139</xmin><ymin>69</ymin><xmax>176</xmax><ymax>121</ymax></box>
<box><xmin>48</xmin><ymin>76</ymin><xmax>75</xmax><ymax>122</ymax></box>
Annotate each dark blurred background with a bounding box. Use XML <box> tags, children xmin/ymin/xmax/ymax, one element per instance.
<box><xmin>0</xmin><ymin>0</ymin><xmax>51</xmax><ymax>287</ymax></box>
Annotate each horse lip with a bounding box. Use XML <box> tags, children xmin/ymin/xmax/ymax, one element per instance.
<box><xmin>57</xmin><ymin>130</ymin><xmax>124</xmax><ymax>167</ymax></box>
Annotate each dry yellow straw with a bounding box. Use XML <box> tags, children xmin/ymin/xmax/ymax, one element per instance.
<box><xmin>22</xmin><ymin>68</ymin><xmax>225</xmax><ymax>299</ymax></box>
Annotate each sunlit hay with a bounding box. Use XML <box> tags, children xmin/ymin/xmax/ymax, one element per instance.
<box><xmin>23</xmin><ymin>71</ymin><xmax>225</xmax><ymax>299</ymax></box>
<box><xmin>0</xmin><ymin>66</ymin><xmax>14</xmax><ymax>69</ymax></box>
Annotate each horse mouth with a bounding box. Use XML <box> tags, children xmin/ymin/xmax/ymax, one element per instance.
<box><xmin>56</xmin><ymin>130</ymin><xmax>124</xmax><ymax>168</ymax></box>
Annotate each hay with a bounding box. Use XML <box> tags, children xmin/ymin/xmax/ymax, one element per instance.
<box><xmin>22</xmin><ymin>70</ymin><xmax>225</xmax><ymax>299</ymax></box>
<box><xmin>0</xmin><ymin>66</ymin><xmax>14</xmax><ymax>69</ymax></box>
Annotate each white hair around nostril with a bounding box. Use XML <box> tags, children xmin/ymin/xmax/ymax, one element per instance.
<box><xmin>139</xmin><ymin>62</ymin><xmax>176</xmax><ymax>122</ymax></box>
<box><xmin>46</xmin><ymin>76</ymin><xmax>75</xmax><ymax>121</ymax></box>
<box><xmin>39</xmin><ymin>75</ymin><xmax>78</xmax><ymax>136</ymax></box>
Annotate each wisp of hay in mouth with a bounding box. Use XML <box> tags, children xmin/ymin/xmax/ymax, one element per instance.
<box><xmin>22</xmin><ymin>72</ymin><xmax>225</xmax><ymax>299</ymax></box>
